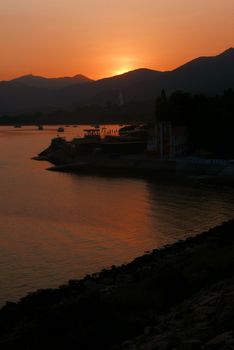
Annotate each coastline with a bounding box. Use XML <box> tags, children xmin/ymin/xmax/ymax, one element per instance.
<box><xmin>37</xmin><ymin>155</ymin><xmax>234</xmax><ymax>187</ymax></box>
<box><xmin>0</xmin><ymin>219</ymin><xmax>234</xmax><ymax>348</ymax></box>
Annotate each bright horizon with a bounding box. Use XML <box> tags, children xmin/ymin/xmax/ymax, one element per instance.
<box><xmin>0</xmin><ymin>0</ymin><xmax>233</xmax><ymax>81</ymax></box>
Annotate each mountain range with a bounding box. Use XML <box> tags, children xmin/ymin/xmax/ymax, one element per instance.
<box><xmin>0</xmin><ymin>48</ymin><xmax>233</xmax><ymax>115</ymax></box>
<box><xmin>11</xmin><ymin>74</ymin><xmax>93</xmax><ymax>89</ymax></box>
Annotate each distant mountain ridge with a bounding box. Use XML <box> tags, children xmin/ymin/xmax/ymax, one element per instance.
<box><xmin>0</xmin><ymin>48</ymin><xmax>233</xmax><ymax>115</ymax></box>
<box><xmin>10</xmin><ymin>74</ymin><xmax>93</xmax><ymax>89</ymax></box>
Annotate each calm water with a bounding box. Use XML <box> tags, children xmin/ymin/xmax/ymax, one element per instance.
<box><xmin>0</xmin><ymin>125</ymin><xmax>234</xmax><ymax>306</ymax></box>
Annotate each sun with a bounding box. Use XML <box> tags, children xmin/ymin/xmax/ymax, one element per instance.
<box><xmin>109</xmin><ymin>55</ymin><xmax>138</xmax><ymax>76</ymax></box>
<box><xmin>114</xmin><ymin>67</ymin><xmax>131</xmax><ymax>76</ymax></box>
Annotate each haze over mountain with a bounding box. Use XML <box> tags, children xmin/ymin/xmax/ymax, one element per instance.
<box><xmin>0</xmin><ymin>48</ymin><xmax>233</xmax><ymax>116</ymax></box>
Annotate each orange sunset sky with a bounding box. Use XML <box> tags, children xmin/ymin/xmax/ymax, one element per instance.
<box><xmin>0</xmin><ymin>0</ymin><xmax>233</xmax><ymax>81</ymax></box>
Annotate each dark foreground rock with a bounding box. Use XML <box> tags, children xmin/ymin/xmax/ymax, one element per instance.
<box><xmin>0</xmin><ymin>220</ymin><xmax>234</xmax><ymax>349</ymax></box>
<box><xmin>118</xmin><ymin>276</ymin><xmax>234</xmax><ymax>350</ymax></box>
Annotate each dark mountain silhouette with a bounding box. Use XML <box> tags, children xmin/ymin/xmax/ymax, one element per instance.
<box><xmin>167</xmin><ymin>48</ymin><xmax>234</xmax><ymax>93</ymax></box>
<box><xmin>0</xmin><ymin>48</ymin><xmax>233</xmax><ymax>115</ymax></box>
<box><xmin>11</xmin><ymin>74</ymin><xmax>93</xmax><ymax>89</ymax></box>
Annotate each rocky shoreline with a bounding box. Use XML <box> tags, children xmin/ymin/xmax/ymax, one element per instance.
<box><xmin>0</xmin><ymin>219</ymin><xmax>234</xmax><ymax>349</ymax></box>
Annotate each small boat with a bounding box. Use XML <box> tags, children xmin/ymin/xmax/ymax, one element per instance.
<box><xmin>57</xmin><ymin>127</ymin><xmax>64</xmax><ymax>132</ymax></box>
<box><xmin>38</xmin><ymin>125</ymin><xmax>44</xmax><ymax>130</ymax></box>
<box><xmin>14</xmin><ymin>124</ymin><xmax>22</xmax><ymax>128</ymax></box>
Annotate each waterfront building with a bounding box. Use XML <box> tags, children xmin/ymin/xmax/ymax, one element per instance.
<box><xmin>147</xmin><ymin>90</ymin><xmax>188</xmax><ymax>158</ymax></box>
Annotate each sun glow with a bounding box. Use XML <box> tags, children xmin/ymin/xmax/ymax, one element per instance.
<box><xmin>109</xmin><ymin>55</ymin><xmax>138</xmax><ymax>77</ymax></box>
<box><xmin>113</xmin><ymin>67</ymin><xmax>132</xmax><ymax>76</ymax></box>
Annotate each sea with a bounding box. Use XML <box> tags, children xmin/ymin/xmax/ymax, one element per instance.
<box><xmin>0</xmin><ymin>124</ymin><xmax>234</xmax><ymax>306</ymax></box>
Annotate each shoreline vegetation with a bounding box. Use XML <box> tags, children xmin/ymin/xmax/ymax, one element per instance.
<box><xmin>0</xmin><ymin>220</ymin><xmax>234</xmax><ymax>348</ymax></box>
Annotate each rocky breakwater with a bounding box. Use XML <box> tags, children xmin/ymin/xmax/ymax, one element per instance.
<box><xmin>0</xmin><ymin>220</ymin><xmax>234</xmax><ymax>349</ymax></box>
<box><xmin>33</xmin><ymin>137</ymin><xmax>79</xmax><ymax>165</ymax></box>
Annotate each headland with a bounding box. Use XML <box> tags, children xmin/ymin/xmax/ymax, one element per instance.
<box><xmin>34</xmin><ymin>135</ymin><xmax>234</xmax><ymax>186</ymax></box>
